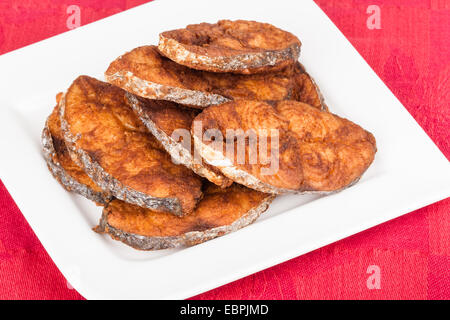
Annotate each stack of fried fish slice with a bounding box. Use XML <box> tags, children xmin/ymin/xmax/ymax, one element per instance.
<box><xmin>42</xmin><ymin>20</ymin><xmax>377</xmax><ymax>250</ymax></box>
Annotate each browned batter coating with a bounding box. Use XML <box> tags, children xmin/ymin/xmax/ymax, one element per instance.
<box><xmin>42</xmin><ymin>102</ymin><xmax>110</xmax><ymax>204</ymax></box>
<box><xmin>159</xmin><ymin>20</ymin><xmax>301</xmax><ymax>74</ymax></box>
<box><xmin>105</xmin><ymin>46</ymin><xmax>305</xmax><ymax>108</ymax></box>
<box><xmin>60</xmin><ymin>76</ymin><xmax>203</xmax><ymax>215</ymax></box>
<box><xmin>127</xmin><ymin>95</ymin><xmax>232</xmax><ymax>187</ymax></box>
<box><xmin>96</xmin><ymin>183</ymin><xmax>275</xmax><ymax>250</ymax></box>
<box><xmin>292</xmin><ymin>63</ymin><xmax>327</xmax><ymax>111</ymax></box>
<box><xmin>192</xmin><ymin>100</ymin><xmax>376</xmax><ymax>194</ymax></box>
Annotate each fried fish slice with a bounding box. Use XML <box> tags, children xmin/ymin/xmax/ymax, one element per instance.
<box><xmin>59</xmin><ymin>76</ymin><xmax>203</xmax><ymax>216</ymax></box>
<box><xmin>292</xmin><ymin>63</ymin><xmax>328</xmax><ymax>111</ymax></box>
<box><xmin>42</xmin><ymin>102</ymin><xmax>111</xmax><ymax>204</ymax></box>
<box><xmin>95</xmin><ymin>183</ymin><xmax>275</xmax><ymax>250</ymax></box>
<box><xmin>127</xmin><ymin>94</ymin><xmax>232</xmax><ymax>187</ymax></box>
<box><xmin>192</xmin><ymin>100</ymin><xmax>376</xmax><ymax>194</ymax></box>
<box><xmin>105</xmin><ymin>46</ymin><xmax>299</xmax><ymax>109</ymax></box>
<box><xmin>158</xmin><ymin>20</ymin><xmax>301</xmax><ymax>74</ymax></box>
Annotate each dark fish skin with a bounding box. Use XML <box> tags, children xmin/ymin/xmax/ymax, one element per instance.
<box><xmin>41</xmin><ymin>104</ymin><xmax>111</xmax><ymax>205</ymax></box>
<box><xmin>158</xmin><ymin>20</ymin><xmax>301</xmax><ymax>74</ymax></box>
<box><xmin>42</xmin><ymin>124</ymin><xmax>111</xmax><ymax>205</ymax></box>
<box><xmin>59</xmin><ymin>76</ymin><xmax>204</xmax><ymax>216</ymax></box>
<box><xmin>95</xmin><ymin>183</ymin><xmax>275</xmax><ymax>250</ymax></box>
<box><xmin>105</xmin><ymin>46</ymin><xmax>323</xmax><ymax>109</ymax></box>
<box><xmin>127</xmin><ymin>93</ymin><xmax>232</xmax><ymax>188</ymax></box>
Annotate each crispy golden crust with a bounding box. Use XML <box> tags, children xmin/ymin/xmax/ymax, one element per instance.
<box><xmin>60</xmin><ymin>76</ymin><xmax>203</xmax><ymax>215</ymax></box>
<box><xmin>276</xmin><ymin>101</ymin><xmax>376</xmax><ymax>191</ymax></box>
<box><xmin>42</xmin><ymin>104</ymin><xmax>110</xmax><ymax>204</ymax></box>
<box><xmin>127</xmin><ymin>94</ymin><xmax>232</xmax><ymax>187</ymax></box>
<box><xmin>105</xmin><ymin>46</ymin><xmax>301</xmax><ymax>108</ymax></box>
<box><xmin>192</xmin><ymin>100</ymin><xmax>376</xmax><ymax>193</ymax></box>
<box><xmin>96</xmin><ymin>183</ymin><xmax>275</xmax><ymax>250</ymax></box>
<box><xmin>292</xmin><ymin>63</ymin><xmax>327</xmax><ymax>111</ymax></box>
<box><xmin>158</xmin><ymin>20</ymin><xmax>301</xmax><ymax>74</ymax></box>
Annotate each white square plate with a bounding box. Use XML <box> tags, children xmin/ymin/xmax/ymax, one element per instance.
<box><xmin>0</xmin><ymin>0</ymin><xmax>449</xmax><ymax>299</ymax></box>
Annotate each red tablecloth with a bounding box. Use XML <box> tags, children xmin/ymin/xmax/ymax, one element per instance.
<box><xmin>0</xmin><ymin>0</ymin><xmax>448</xmax><ymax>300</ymax></box>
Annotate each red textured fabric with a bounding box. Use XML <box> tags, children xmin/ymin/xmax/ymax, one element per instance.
<box><xmin>0</xmin><ymin>0</ymin><xmax>448</xmax><ymax>300</ymax></box>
